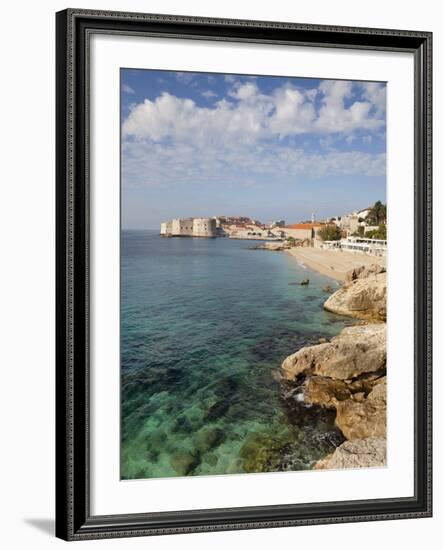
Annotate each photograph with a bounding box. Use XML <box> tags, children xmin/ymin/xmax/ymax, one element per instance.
<box><xmin>120</xmin><ymin>68</ymin><xmax>388</xmax><ymax>480</ymax></box>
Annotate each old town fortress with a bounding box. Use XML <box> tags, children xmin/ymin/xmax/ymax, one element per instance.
<box><xmin>160</xmin><ymin>217</ymin><xmax>217</xmax><ymax>238</ymax></box>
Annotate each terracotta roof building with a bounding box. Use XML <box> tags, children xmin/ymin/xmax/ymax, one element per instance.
<box><xmin>286</xmin><ymin>223</ymin><xmax>324</xmax><ymax>230</ymax></box>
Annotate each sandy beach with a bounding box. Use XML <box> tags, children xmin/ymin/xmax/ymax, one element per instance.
<box><xmin>286</xmin><ymin>247</ymin><xmax>386</xmax><ymax>282</ymax></box>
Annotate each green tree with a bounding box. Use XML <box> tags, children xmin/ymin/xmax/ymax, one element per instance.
<box><xmin>317</xmin><ymin>225</ymin><xmax>342</xmax><ymax>241</ymax></box>
<box><xmin>352</xmin><ymin>226</ymin><xmax>365</xmax><ymax>237</ymax></box>
<box><xmin>365</xmin><ymin>223</ymin><xmax>387</xmax><ymax>240</ymax></box>
<box><xmin>366</xmin><ymin>201</ymin><xmax>387</xmax><ymax>226</ymax></box>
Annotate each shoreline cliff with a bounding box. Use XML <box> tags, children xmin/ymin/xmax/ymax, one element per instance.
<box><xmin>280</xmin><ymin>263</ymin><xmax>387</xmax><ymax>469</ymax></box>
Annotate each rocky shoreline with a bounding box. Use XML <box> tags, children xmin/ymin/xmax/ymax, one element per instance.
<box><xmin>280</xmin><ymin>264</ymin><xmax>387</xmax><ymax>470</ymax></box>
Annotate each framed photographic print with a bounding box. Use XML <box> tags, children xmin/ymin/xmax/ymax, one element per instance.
<box><xmin>55</xmin><ymin>9</ymin><xmax>432</xmax><ymax>541</ymax></box>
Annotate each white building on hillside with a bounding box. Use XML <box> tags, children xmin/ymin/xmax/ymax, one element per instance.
<box><xmin>320</xmin><ymin>236</ymin><xmax>387</xmax><ymax>257</ymax></box>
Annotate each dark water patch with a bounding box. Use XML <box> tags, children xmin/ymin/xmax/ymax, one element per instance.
<box><xmin>205</xmin><ymin>397</ymin><xmax>234</xmax><ymax>422</ymax></box>
<box><xmin>281</xmin><ymin>380</ymin><xmax>331</xmax><ymax>424</ymax></box>
<box><xmin>301</xmin><ymin>295</ymin><xmax>319</xmax><ymax>302</ymax></box>
<box><xmin>277</xmin><ymin>379</ymin><xmax>345</xmax><ymax>469</ymax></box>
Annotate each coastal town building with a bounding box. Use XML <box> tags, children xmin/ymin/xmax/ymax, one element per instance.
<box><xmin>357</xmin><ymin>207</ymin><xmax>372</xmax><ymax>220</ymax></box>
<box><xmin>284</xmin><ymin>223</ymin><xmax>324</xmax><ymax>241</ymax></box>
<box><xmin>334</xmin><ymin>206</ymin><xmax>384</xmax><ymax>237</ymax></box>
<box><xmin>160</xmin><ymin>217</ymin><xmax>217</xmax><ymax>238</ymax></box>
<box><xmin>270</xmin><ymin>220</ymin><xmax>285</xmax><ymax>228</ymax></box>
<box><xmin>320</xmin><ymin>236</ymin><xmax>387</xmax><ymax>257</ymax></box>
<box><xmin>227</xmin><ymin>223</ymin><xmax>282</xmax><ymax>240</ymax></box>
<box><xmin>336</xmin><ymin>213</ymin><xmax>359</xmax><ymax>235</ymax></box>
<box><xmin>340</xmin><ymin>236</ymin><xmax>387</xmax><ymax>256</ymax></box>
<box><xmin>160</xmin><ymin>220</ymin><xmax>172</xmax><ymax>235</ymax></box>
<box><xmin>364</xmin><ymin>224</ymin><xmax>380</xmax><ymax>235</ymax></box>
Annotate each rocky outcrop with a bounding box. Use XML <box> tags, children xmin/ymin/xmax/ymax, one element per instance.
<box><xmin>324</xmin><ymin>264</ymin><xmax>386</xmax><ymax>322</ymax></box>
<box><xmin>335</xmin><ymin>377</ymin><xmax>386</xmax><ymax>440</ymax></box>
<box><xmin>303</xmin><ymin>375</ymin><xmax>386</xmax><ymax>432</ymax></box>
<box><xmin>253</xmin><ymin>242</ymin><xmax>288</xmax><ymax>251</ymax></box>
<box><xmin>281</xmin><ymin>264</ymin><xmax>387</xmax><ymax>469</ymax></box>
<box><xmin>345</xmin><ymin>263</ymin><xmax>386</xmax><ymax>283</ymax></box>
<box><xmin>281</xmin><ymin>324</ymin><xmax>387</xmax><ymax>444</ymax></box>
<box><xmin>281</xmin><ymin>324</ymin><xmax>386</xmax><ymax>381</ymax></box>
<box><xmin>314</xmin><ymin>437</ymin><xmax>386</xmax><ymax>470</ymax></box>
<box><xmin>304</xmin><ymin>376</ymin><xmax>352</xmax><ymax>407</ymax></box>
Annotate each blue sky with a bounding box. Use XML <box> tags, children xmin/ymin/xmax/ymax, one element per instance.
<box><xmin>121</xmin><ymin>69</ymin><xmax>386</xmax><ymax>229</ymax></box>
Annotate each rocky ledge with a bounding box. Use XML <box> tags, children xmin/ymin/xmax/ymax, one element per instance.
<box><xmin>281</xmin><ymin>264</ymin><xmax>387</xmax><ymax>469</ymax></box>
<box><xmin>314</xmin><ymin>437</ymin><xmax>386</xmax><ymax>470</ymax></box>
<box><xmin>250</xmin><ymin>242</ymin><xmax>288</xmax><ymax>251</ymax></box>
<box><xmin>324</xmin><ymin>264</ymin><xmax>386</xmax><ymax>322</ymax></box>
<box><xmin>281</xmin><ymin>324</ymin><xmax>386</xmax><ymax>382</ymax></box>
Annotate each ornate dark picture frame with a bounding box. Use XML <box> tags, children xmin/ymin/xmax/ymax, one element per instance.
<box><xmin>55</xmin><ymin>8</ymin><xmax>432</xmax><ymax>541</ymax></box>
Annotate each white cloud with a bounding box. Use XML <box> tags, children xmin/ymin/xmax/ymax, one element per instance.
<box><xmin>122</xmin><ymin>79</ymin><xmax>386</xmax><ymax>189</ymax></box>
<box><xmin>122</xmin><ymin>136</ymin><xmax>385</xmax><ymax>190</ymax></box>
<box><xmin>228</xmin><ymin>82</ymin><xmax>259</xmax><ymax>100</ymax></box>
<box><xmin>175</xmin><ymin>72</ymin><xmax>194</xmax><ymax>84</ymax></box>
<box><xmin>201</xmin><ymin>90</ymin><xmax>218</xmax><ymax>99</ymax></box>
<box><xmin>122</xmin><ymin>92</ymin><xmax>265</xmax><ymax>144</ymax></box>
<box><xmin>314</xmin><ymin>80</ymin><xmax>382</xmax><ymax>133</ymax></box>
<box><xmin>123</xmin><ymin>80</ymin><xmax>385</xmax><ymax>144</ymax></box>
<box><xmin>122</xmin><ymin>84</ymin><xmax>135</xmax><ymax>94</ymax></box>
<box><xmin>359</xmin><ymin>82</ymin><xmax>386</xmax><ymax>116</ymax></box>
<box><xmin>268</xmin><ymin>87</ymin><xmax>316</xmax><ymax>136</ymax></box>
<box><xmin>305</xmin><ymin>88</ymin><xmax>318</xmax><ymax>101</ymax></box>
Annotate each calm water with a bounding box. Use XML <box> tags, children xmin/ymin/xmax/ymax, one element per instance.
<box><xmin>121</xmin><ymin>231</ymin><xmax>348</xmax><ymax>479</ymax></box>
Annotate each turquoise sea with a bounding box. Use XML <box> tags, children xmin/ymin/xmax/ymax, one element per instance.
<box><xmin>121</xmin><ymin>230</ymin><xmax>349</xmax><ymax>479</ymax></box>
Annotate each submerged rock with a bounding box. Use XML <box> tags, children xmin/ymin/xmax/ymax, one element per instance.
<box><xmin>239</xmin><ymin>432</ymin><xmax>286</xmax><ymax>473</ymax></box>
<box><xmin>314</xmin><ymin>437</ymin><xmax>386</xmax><ymax>469</ymax></box>
<box><xmin>204</xmin><ymin>452</ymin><xmax>218</xmax><ymax>467</ymax></box>
<box><xmin>281</xmin><ymin>324</ymin><xmax>386</xmax><ymax>381</ymax></box>
<box><xmin>194</xmin><ymin>426</ymin><xmax>225</xmax><ymax>453</ymax></box>
<box><xmin>324</xmin><ymin>268</ymin><xmax>386</xmax><ymax>322</ymax></box>
<box><xmin>204</xmin><ymin>398</ymin><xmax>232</xmax><ymax>421</ymax></box>
<box><xmin>170</xmin><ymin>451</ymin><xmax>200</xmax><ymax>476</ymax></box>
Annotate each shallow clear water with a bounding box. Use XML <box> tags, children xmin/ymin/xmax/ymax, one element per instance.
<box><xmin>121</xmin><ymin>231</ymin><xmax>348</xmax><ymax>479</ymax></box>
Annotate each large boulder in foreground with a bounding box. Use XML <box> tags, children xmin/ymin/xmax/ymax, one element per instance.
<box><xmin>314</xmin><ymin>437</ymin><xmax>386</xmax><ymax>470</ymax></box>
<box><xmin>281</xmin><ymin>324</ymin><xmax>386</xmax><ymax>381</ymax></box>
<box><xmin>324</xmin><ymin>267</ymin><xmax>386</xmax><ymax>322</ymax></box>
<box><xmin>335</xmin><ymin>377</ymin><xmax>387</xmax><ymax>440</ymax></box>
